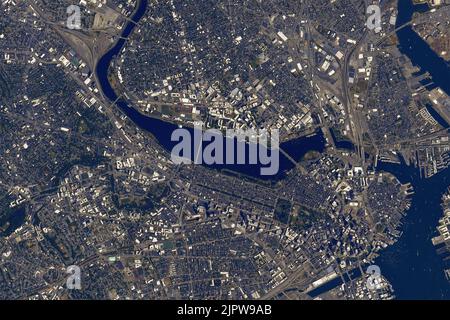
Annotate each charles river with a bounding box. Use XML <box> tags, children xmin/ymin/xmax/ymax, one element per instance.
<box><xmin>95</xmin><ymin>0</ymin><xmax>450</xmax><ymax>299</ymax></box>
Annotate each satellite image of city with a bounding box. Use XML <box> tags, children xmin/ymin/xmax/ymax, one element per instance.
<box><xmin>1</xmin><ymin>0</ymin><xmax>450</xmax><ymax>305</ymax></box>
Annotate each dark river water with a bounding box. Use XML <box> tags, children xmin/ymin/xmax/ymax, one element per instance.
<box><xmin>373</xmin><ymin>0</ymin><xmax>450</xmax><ymax>299</ymax></box>
<box><xmin>0</xmin><ymin>207</ymin><xmax>26</xmax><ymax>237</ymax></box>
<box><xmin>95</xmin><ymin>0</ymin><xmax>450</xmax><ymax>299</ymax></box>
<box><xmin>95</xmin><ymin>0</ymin><xmax>326</xmax><ymax>181</ymax></box>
